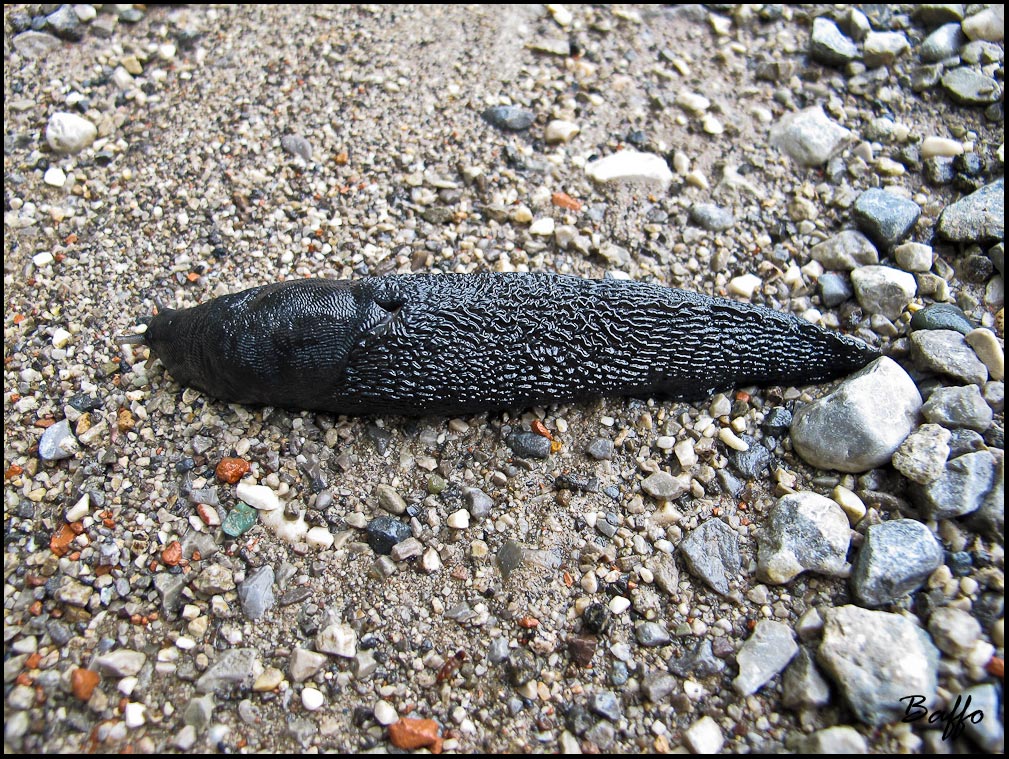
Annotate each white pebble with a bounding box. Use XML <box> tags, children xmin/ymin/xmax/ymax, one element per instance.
<box><xmin>124</xmin><ymin>702</ymin><xmax>146</xmax><ymax>728</ymax></box>
<box><xmin>44</xmin><ymin>167</ymin><xmax>67</xmax><ymax>187</ymax></box>
<box><xmin>447</xmin><ymin>509</ymin><xmax>470</xmax><ymax>529</ymax></box>
<box><xmin>656</xmin><ymin>435</ymin><xmax>675</xmax><ymax>450</ymax></box>
<box><xmin>51</xmin><ymin>328</ymin><xmax>72</xmax><ymax>348</ymax></box>
<box><xmin>728</xmin><ymin>273</ymin><xmax>762</xmax><ymax>298</ymax></box>
<box><xmin>609</xmin><ymin>596</ymin><xmax>631</xmax><ymax>614</ymax></box>
<box><xmin>920</xmin><ymin>136</ymin><xmax>963</xmax><ymax>158</ymax></box>
<box><xmin>529</xmin><ymin>218</ymin><xmax>555</xmax><ymax>236</ymax></box>
<box><xmin>373</xmin><ymin>699</ymin><xmax>398</xmax><ymax>726</ymax></box>
<box><xmin>544</xmin><ymin>120</ymin><xmax>580</xmax><ymax>144</ymax></box>
<box><xmin>965</xmin><ymin>328</ymin><xmax>1004</xmax><ymax>381</ymax></box>
<box><xmin>301</xmin><ymin>686</ymin><xmax>325</xmax><ymax>711</ymax></box>
<box><xmin>32</xmin><ymin>251</ymin><xmax>55</xmax><ymax>267</ymax></box>
<box><xmin>236</xmin><ymin>481</ymin><xmax>280</xmax><ymax>511</ymax></box>
<box><xmin>685</xmin><ymin>715</ymin><xmax>724</xmax><ymax>754</ymax></box>
<box><xmin>65</xmin><ymin>493</ymin><xmax>90</xmax><ymax>522</ymax></box>
<box><xmin>674</xmin><ymin>439</ymin><xmax>698</xmax><ymax>467</ymax></box>
<box><xmin>718</xmin><ymin>428</ymin><xmax>749</xmax><ymax>451</ymax></box>
<box><xmin>306</xmin><ymin>526</ymin><xmax>335</xmax><ymax>549</ymax></box>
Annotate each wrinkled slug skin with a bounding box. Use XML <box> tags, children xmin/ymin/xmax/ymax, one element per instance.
<box><xmin>143</xmin><ymin>273</ymin><xmax>880</xmax><ymax>416</ymax></box>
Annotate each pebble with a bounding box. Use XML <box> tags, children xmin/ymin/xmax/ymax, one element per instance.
<box><xmin>910</xmin><ymin>329</ymin><xmax>990</xmax><ymax>385</ymax></box>
<box><xmin>733</xmin><ymin>620</ymin><xmax>798</xmax><ymax>696</ymax></box>
<box><xmin>641</xmin><ymin>672</ymin><xmax>677</xmax><ymax>703</ymax></box>
<box><xmin>941</xmin><ymin>67</ymin><xmax>1002</xmax><ymax>105</ymax></box>
<box><xmin>910</xmin><ymin>303</ymin><xmax>974</xmax><ymax>335</ymax></box>
<box><xmin>919</xmin><ymin>23</ymin><xmax>965</xmax><ymax>62</ymax></box>
<box><xmin>635</xmin><ymin>622</ymin><xmax>671</xmax><ymax>647</ymax></box>
<box><xmin>38</xmin><ymin>419</ymin><xmax>78</xmax><ymax>461</ymax></box>
<box><xmin>684</xmin><ymin>715</ymin><xmax>724</xmax><ymax>754</ymax></box>
<box><xmin>544</xmin><ymin>120</ymin><xmax>579</xmax><ymax>144</ymax></box>
<box><xmin>727</xmin><ymin>273</ymin><xmax>763</xmax><ymax>299</ymax></box>
<box><xmin>757</xmin><ymin>492</ymin><xmax>851</xmax><ymax>584</ymax></box>
<box><xmin>809</xmin><ymin>17</ymin><xmax>860</xmax><ymax>66</ymax></box>
<box><xmin>937</xmin><ymin>178</ymin><xmax>1005</xmax><ymax>243</ymax></box>
<box><xmin>585</xmin><ymin>438</ymin><xmax>614</xmax><ymax>461</ymax></box>
<box><xmin>769</xmin><ymin>106</ymin><xmax>851</xmax><ymax>166</ymax></box>
<box><xmin>46</xmin><ymin>111</ymin><xmax>97</xmax><ymax>154</ymax></box>
<box><xmin>589</xmin><ymin>691</ymin><xmax>622</xmax><ymax>722</ymax></box>
<box><xmin>818</xmin><ymin>605</ymin><xmax>939</xmax><ymax>726</ymax></box>
<box><xmin>365</xmin><ymin>516</ymin><xmax>412</xmax><ymax>554</ymax></box>
<box><xmin>782</xmin><ymin>648</ymin><xmax>831</xmax><ymax>708</ymax></box>
<box><xmin>375</xmin><ymin>484</ymin><xmax>407</xmax><ymax>515</ymax></box>
<box><xmin>965</xmin><ymin>328</ymin><xmax>1005</xmax><ymax>380</ymax></box>
<box><xmin>44</xmin><ymin>167</ymin><xmax>68</xmax><ymax>188</ymax></box>
<box><xmin>817</xmin><ymin>271</ymin><xmax>853</xmax><ymax>307</ymax></box>
<box><xmin>280</xmin><ymin>134</ymin><xmax>312</xmax><ymax>162</ymax></box>
<box><xmin>962</xmin><ymin>5</ymin><xmax>1005</xmax><ymax>42</ymax></box>
<box><xmin>911</xmin><ymin>450</ymin><xmax>996</xmax><ymax>519</ymax></box>
<box><xmin>93</xmin><ymin>649</ymin><xmax>147</xmax><ymax>678</ymax></box>
<box><xmin>679</xmin><ymin>518</ymin><xmax>740</xmax><ymax>596</ymax></box>
<box><xmin>71</xmin><ymin>668</ymin><xmax>101</xmax><ymax>701</ymax></box>
<box><xmin>529</xmin><ymin>217</ymin><xmax>554</xmax><ymax>236</ymax></box>
<box><xmin>446</xmin><ymin>509</ymin><xmax>470</xmax><ymax>529</ymax></box>
<box><xmin>641</xmin><ymin>471</ymin><xmax>688</xmax><ymax>500</ymax></box>
<box><xmin>863</xmin><ymin>30</ymin><xmax>910</xmax><ymax>67</ymax></box>
<box><xmin>850</xmin><ymin>265</ymin><xmax>917</xmax><ymax>320</ymax></box>
<box><xmin>891</xmin><ymin>423</ymin><xmax>952</xmax><ymax>484</ymax></box>
<box><xmin>585</xmin><ymin>150</ymin><xmax>673</xmax><ymax>189</ymax></box>
<box><xmin>252</xmin><ymin>666</ymin><xmax>284</xmax><ymax>691</ymax></box>
<box><xmin>222</xmin><ymin>502</ymin><xmax>258</xmax><ymax>537</ymax></box>
<box><xmin>725</xmin><ymin>434</ymin><xmax>773</xmax><ymax>478</ymax></box>
<box><xmin>689</xmin><ymin>203</ymin><xmax>734</xmax><ymax>231</ymax></box>
<box><xmin>301</xmin><ymin>686</ymin><xmax>324</xmax><ymax>711</ymax></box>
<box><xmin>849</xmin><ymin>519</ymin><xmax>944</xmax><ymax>606</ymax></box>
<box><xmin>374</xmin><ymin>700</ymin><xmax>399</xmax><ymax>726</ymax></box>
<box><xmin>801</xmin><ymin>726</ymin><xmax>868</xmax><ymax>754</ymax></box>
<box><xmin>235</xmin><ymin>482</ymin><xmax>280</xmax><ymax>511</ymax></box>
<box><xmin>893</xmin><ymin>241</ymin><xmax>933</xmax><ymax>272</ymax></box>
<box><xmin>238</xmin><ymin>565</ymin><xmax>275</xmax><ymax>620</ymax></box>
<box><xmin>195</xmin><ymin>648</ymin><xmax>261</xmax><ymax>694</ymax></box>
<box><xmin>927</xmin><ymin>606</ymin><xmax>982</xmax><ymax>656</ymax></box>
<box><xmin>388</xmin><ymin>718</ymin><xmax>443</xmax><ymax>753</ymax></box>
<box><xmin>810</xmin><ymin>230</ymin><xmax>879</xmax><ymax>271</ymax></box>
<box><xmin>316</xmin><ymin>622</ymin><xmax>357</xmax><ymax>658</ymax></box>
<box><xmin>920</xmin><ymin>135</ymin><xmax>964</xmax><ymax>159</ymax></box>
<box><xmin>669</xmin><ymin>639</ymin><xmax>724</xmax><ymax>678</ymax></box>
<box><xmin>961</xmin><ymin>684</ymin><xmax>1003</xmax><ymax>752</ymax></box>
<box><xmin>482</xmin><ymin>105</ymin><xmax>535</xmax><ymax>131</ymax></box>
<box><xmin>790</xmin><ymin>357</ymin><xmax>922</xmax><ymax>473</ymax></box>
<box><xmin>852</xmin><ymin>189</ymin><xmax>921</xmax><ymax>249</ymax></box>
<box><xmin>922</xmin><ymin>384</ymin><xmax>993</xmax><ymax>431</ymax></box>
<box><xmin>13</xmin><ymin>30</ymin><xmax>62</xmax><ymax>58</ymax></box>
<box><xmin>507</xmin><ymin>431</ymin><xmax>551</xmax><ymax>459</ymax></box>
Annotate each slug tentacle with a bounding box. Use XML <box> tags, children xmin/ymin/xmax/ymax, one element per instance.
<box><xmin>140</xmin><ymin>273</ymin><xmax>879</xmax><ymax>416</ymax></box>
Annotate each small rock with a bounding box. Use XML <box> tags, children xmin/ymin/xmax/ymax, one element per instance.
<box><xmin>818</xmin><ymin>271</ymin><xmax>854</xmax><ymax>307</ymax></box>
<box><xmin>911</xmin><ymin>450</ymin><xmax>996</xmax><ymax>519</ymax></box>
<box><xmin>725</xmin><ymin>434</ymin><xmax>773</xmax><ymax>478</ymax></box>
<box><xmin>757</xmin><ymin>492</ymin><xmax>851</xmax><ymax>584</ymax></box>
<box><xmin>891</xmin><ymin>424</ymin><xmax>952</xmax><ymax>484</ymax></box>
<box><xmin>46</xmin><ymin>112</ymin><xmax>97</xmax><ymax>154</ymax></box>
<box><xmin>893</xmin><ymin>242</ymin><xmax>933</xmax><ymax>272</ymax></box>
<box><xmin>910</xmin><ymin>303</ymin><xmax>974</xmax><ymax>335</ymax></box>
<box><xmin>782</xmin><ymin>648</ymin><xmax>831</xmax><ymax>708</ymax></box>
<box><xmin>790</xmin><ymin>357</ymin><xmax>922</xmax><ymax>473</ymax></box>
<box><xmin>92</xmin><ymin>649</ymin><xmax>146</xmax><ymax>678</ymax></box>
<box><xmin>961</xmin><ymin>684</ymin><xmax>1003</xmax><ymax>752</ymax></box>
<box><xmin>280</xmin><ymin>134</ymin><xmax>312</xmax><ymax>162</ymax></box>
<box><xmin>585</xmin><ymin>150</ymin><xmax>673</xmax><ymax>189</ymax></box>
<box><xmin>508</xmin><ymin>431</ymin><xmax>551</xmax><ymax>459</ymax></box>
<box><xmin>235</xmin><ymin>482</ymin><xmax>280</xmax><ymax>511</ymax></box>
<box><xmin>810</xmin><ymin>230</ymin><xmax>879</xmax><ymax>271</ymax></box>
<box><xmin>668</xmin><ymin>639</ymin><xmax>725</xmax><ymax>678</ymax></box>
<box><xmin>850</xmin><ymin>265</ymin><xmax>917</xmax><ymax>320</ymax></box>
<box><xmin>70</xmin><ymin>668</ymin><xmax>101</xmax><ymax>701</ymax></box>
<box><xmin>365</xmin><ymin>516</ymin><xmax>412</xmax><ymax>555</ymax></box>
<box><xmin>733</xmin><ymin>620</ymin><xmax>798</xmax><ymax>696</ymax></box>
<box><xmin>316</xmin><ymin>622</ymin><xmax>357</xmax><ymax>658</ymax></box>
<box><xmin>301</xmin><ymin>687</ymin><xmax>324</xmax><ymax>711</ymax></box>
<box><xmin>238</xmin><ymin>565</ymin><xmax>275</xmax><ymax>621</ymax></box>
<box><xmin>641</xmin><ymin>471</ymin><xmax>688</xmax><ymax>500</ymax></box>
<box><xmin>586</xmin><ymin>438</ymin><xmax>614</xmax><ymax>461</ymax></box>
<box><xmin>928</xmin><ymin>607</ymin><xmax>982</xmax><ymax>656</ymax></box>
<box><xmin>941</xmin><ymin>67</ymin><xmax>1002</xmax><ymax>106</ymax></box>
<box><xmin>635</xmin><ymin>622</ymin><xmax>671</xmax><ymax>647</ymax></box>
<box><xmin>809</xmin><ymin>17</ymin><xmax>860</xmax><ymax>66</ymax></box>
<box><xmin>641</xmin><ymin>672</ymin><xmax>677</xmax><ymax>702</ymax></box>
<box><xmin>922</xmin><ymin>384</ymin><xmax>993</xmax><ymax>431</ymax></box>
<box><xmin>769</xmin><ymin>106</ymin><xmax>851</xmax><ymax>166</ymax></box>
<box><xmin>679</xmin><ymin>518</ymin><xmax>740</xmax><ymax>596</ymax></box>
<box><xmin>962</xmin><ymin>6</ymin><xmax>1005</xmax><ymax>42</ymax></box>
<box><xmin>195</xmin><ymin>648</ymin><xmax>261</xmax><ymax>694</ymax></box>
<box><xmin>39</xmin><ymin>419</ymin><xmax>78</xmax><ymax>461</ymax></box>
<box><xmin>727</xmin><ymin>273</ymin><xmax>763</xmax><ymax>299</ymax></box>
<box><xmin>938</xmin><ymin>179</ymin><xmax>1004</xmax><ymax>244</ymax></box>
<box><xmin>818</xmin><ymin>605</ymin><xmax>939</xmax><ymax>726</ymax></box>
<box><xmin>849</xmin><ymin>519</ymin><xmax>944</xmax><ymax>606</ymax></box>
<box><xmin>482</xmin><ymin>105</ymin><xmax>535</xmax><ymax>131</ymax></box>
<box><xmin>684</xmin><ymin>715</ymin><xmax>724</xmax><ymax>754</ymax></box>
<box><xmin>966</xmin><ymin>328</ymin><xmax>1005</xmax><ymax>380</ymax></box>
<box><xmin>852</xmin><ymin>189</ymin><xmax>921</xmax><ymax>249</ymax></box>
<box><xmin>920</xmin><ymin>23</ymin><xmax>966</xmax><ymax>62</ymax></box>
<box><xmin>544</xmin><ymin>120</ymin><xmax>579</xmax><ymax>144</ymax></box>
<box><xmin>863</xmin><ymin>31</ymin><xmax>910</xmax><ymax>67</ymax></box>
<box><xmin>688</xmin><ymin>203</ymin><xmax>734</xmax><ymax>232</ymax></box>
<box><xmin>13</xmin><ymin>31</ymin><xmax>61</xmax><ymax>58</ymax></box>
<box><xmin>375</xmin><ymin>484</ymin><xmax>407</xmax><ymax>515</ymax></box>
<box><xmin>388</xmin><ymin>718</ymin><xmax>443</xmax><ymax>753</ymax></box>
<box><xmin>910</xmin><ymin>329</ymin><xmax>989</xmax><ymax>385</ymax></box>
<box><xmin>589</xmin><ymin>691</ymin><xmax>621</xmax><ymax>722</ymax></box>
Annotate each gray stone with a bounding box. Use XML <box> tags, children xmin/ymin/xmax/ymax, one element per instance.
<box><xmin>641</xmin><ymin>471</ymin><xmax>688</xmax><ymax>500</ymax></box>
<box><xmin>914</xmin><ymin>4</ymin><xmax>966</xmax><ymax>27</ymax></box>
<box><xmin>927</xmin><ymin>606</ymin><xmax>982</xmax><ymax>656</ymax></box>
<box><xmin>635</xmin><ymin>622</ymin><xmax>671</xmax><ymax>647</ymax></box>
<box><xmin>688</xmin><ymin>203</ymin><xmax>734</xmax><ymax>231</ymax></box>
<box><xmin>911</xmin><ymin>329</ymin><xmax>989</xmax><ymax>385</ymax></box>
<box><xmin>482</xmin><ymin>105</ymin><xmax>536</xmax><ymax>131</ymax></box>
<box><xmin>195</xmin><ymin>648</ymin><xmax>261</xmax><ymax>694</ymax></box>
<box><xmin>990</xmin><ymin>242</ymin><xmax>1005</xmax><ymax>277</ymax></box>
<box><xmin>818</xmin><ymin>605</ymin><xmax>939</xmax><ymax>726</ymax></box>
<box><xmin>45</xmin><ymin>112</ymin><xmax>98</xmax><ymax>155</ymax></box>
<box><xmin>45</xmin><ymin>5</ymin><xmax>83</xmax><ymax>40</ymax></box>
<box><xmin>923</xmin><ymin>384</ymin><xmax>994</xmax><ymax>431</ymax></box>
<box><xmin>910</xmin><ymin>303</ymin><xmax>974</xmax><ymax>334</ymax></box>
<box><xmin>941</xmin><ymin>67</ymin><xmax>1002</xmax><ymax>105</ymax></box>
<box><xmin>508</xmin><ymin>431</ymin><xmax>551</xmax><ymax>459</ymax></box>
<box><xmin>154</xmin><ymin>572</ymin><xmax>188</xmax><ymax>617</ymax></box>
<box><xmin>585</xmin><ymin>437</ymin><xmax>614</xmax><ymax>460</ymax></box>
<box><xmin>280</xmin><ymin>134</ymin><xmax>312</xmax><ymax>162</ymax></box>
<box><xmin>589</xmin><ymin>691</ymin><xmax>621</xmax><ymax>722</ymax></box>
<box><xmin>782</xmin><ymin>647</ymin><xmax>831</xmax><ymax>708</ymax></box>
<box><xmin>668</xmin><ymin>638</ymin><xmax>724</xmax><ymax>678</ymax></box>
<box><xmin>93</xmin><ymin>649</ymin><xmax>147</xmax><ymax>677</ymax></box>
<box><xmin>893</xmin><ymin>242</ymin><xmax>933</xmax><ymax>272</ymax></box>
<box><xmin>937</xmin><ymin>179</ymin><xmax>1005</xmax><ymax>244</ymax></box>
<box><xmin>193</xmin><ymin>563</ymin><xmax>236</xmax><ymax>595</ymax></box>
<box><xmin>769</xmin><ymin>105</ymin><xmax>851</xmax><ymax>167</ymax></box>
<box><xmin>912</xmin><ymin>450</ymin><xmax>996</xmax><ymax>519</ymax></box>
<box><xmin>725</xmin><ymin>435</ymin><xmax>774</xmax><ymax>478</ymax></box>
<box><xmin>13</xmin><ymin>31</ymin><xmax>61</xmax><ymax>58</ymax></box>
<box><xmin>757</xmin><ymin>492</ymin><xmax>851</xmax><ymax>584</ymax></box>
<box><xmin>238</xmin><ymin>565</ymin><xmax>275</xmax><ymax>621</ymax></box>
<box><xmin>962</xmin><ymin>5</ymin><xmax>1005</xmax><ymax>41</ymax></box>
<box><xmin>374</xmin><ymin>484</ymin><xmax>407</xmax><ymax>515</ymax></box>
<box><xmin>863</xmin><ymin>31</ymin><xmax>910</xmax><ymax>67</ymax></box>
<box><xmin>818</xmin><ymin>271</ymin><xmax>853</xmax><ymax>307</ymax></box>
<box><xmin>810</xmin><ymin>230</ymin><xmax>879</xmax><ymax>271</ymax></box>
<box><xmin>960</xmin><ymin>39</ymin><xmax>1005</xmax><ymax>64</ymax></box>
<box><xmin>850</xmin><ymin>265</ymin><xmax>917</xmax><ymax>321</ymax></box>
<box><xmin>464</xmin><ymin>487</ymin><xmax>493</xmax><ymax>520</ymax></box>
<box><xmin>790</xmin><ymin>357</ymin><xmax>922</xmax><ymax>473</ymax></box>
<box><xmin>801</xmin><ymin>726</ymin><xmax>869</xmax><ymax>754</ymax></box>
<box><xmin>850</xmin><ymin>519</ymin><xmax>943</xmax><ymax>606</ymax></box>
<box><xmin>38</xmin><ymin>419</ymin><xmax>78</xmax><ymax>461</ymax></box>
<box><xmin>641</xmin><ymin>672</ymin><xmax>677</xmax><ymax>702</ymax></box>
<box><xmin>919</xmin><ymin>22</ymin><xmax>965</xmax><ymax>62</ymax></box>
<box><xmin>733</xmin><ymin>620</ymin><xmax>798</xmax><ymax>696</ymax></box>
<box><xmin>967</xmin><ymin>449</ymin><xmax>1003</xmax><ymax>538</ymax></box>
<box><xmin>810</xmin><ymin>17</ymin><xmax>860</xmax><ymax>66</ymax></box>
<box><xmin>679</xmin><ymin>518</ymin><xmax>740</xmax><ymax>596</ymax></box>
<box><xmin>852</xmin><ymin>189</ymin><xmax>921</xmax><ymax>249</ymax></box>
<box><xmin>289</xmin><ymin>647</ymin><xmax>328</xmax><ymax>683</ymax></box>
<box><xmin>961</xmin><ymin>684</ymin><xmax>1003</xmax><ymax>752</ymax></box>
<box><xmin>316</xmin><ymin>621</ymin><xmax>357</xmax><ymax>658</ymax></box>
<box><xmin>583</xmin><ymin>720</ymin><xmax>615</xmax><ymax>750</ymax></box>
<box><xmin>891</xmin><ymin>424</ymin><xmax>951</xmax><ymax>484</ymax></box>
<box><xmin>183</xmin><ymin>693</ymin><xmax>215</xmax><ymax>730</ymax></box>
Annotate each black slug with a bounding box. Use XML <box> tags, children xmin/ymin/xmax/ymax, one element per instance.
<box><xmin>135</xmin><ymin>273</ymin><xmax>879</xmax><ymax>416</ymax></box>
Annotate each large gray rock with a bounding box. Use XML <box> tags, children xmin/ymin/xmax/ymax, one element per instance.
<box><xmin>810</xmin><ymin>230</ymin><xmax>879</xmax><ymax>270</ymax></box>
<box><xmin>961</xmin><ymin>684</ymin><xmax>1004</xmax><ymax>753</ymax></box>
<box><xmin>850</xmin><ymin>265</ymin><xmax>917</xmax><ymax>320</ymax></box>
<box><xmin>850</xmin><ymin>519</ymin><xmax>944</xmax><ymax>606</ymax></box>
<box><xmin>863</xmin><ymin>30</ymin><xmax>910</xmax><ymax>67</ymax></box>
<box><xmin>757</xmin><ymin>492</ymin><xmax>851</xmax><ymax>584</ymax></box>
<box><xmin>790</xmin><ymin>357</ymin><xmax>922</xmax><ymax>473</ymax></box>
<box><xmin>852</xmin><ymin>189</ymin><xmax>921</xmax><ymax>249</ymax></box>
<box><xmin>937</xmin><ymin>179</ymin><xmax>1005</xmax><ymax>244</ymax></box>
<box><xmin>920</xmin><ymin>23</ymin><xmax>965</xmax><ymax>62</ymax></box>
<box><xmin>818</xmin><ymin>605</ymin><xmax>939</xmax><ymax>726</ymax></box>
<box><xmin>769</xmin><ymin>105</ymin><xmax>851</xmax><ymax>167</ymax></box>
<box><xmin>38</xmin><ymin>419</ymin><xmax>78</xmax><ymax>461</ymax></box>
<box><xmin>678</xmin><ymin>518</ymin><xmax>740</xmax><ymax>596</ymax></box>
<box><xmin>13</xmin><ymin>31</ymin><xmax>61</xmax><ymax>58</ymax></box>
<box><xmin>922</xmin><ymin>384</ymin><xmax>994</xmax><ymax>431</ymax></box>
<box><xmin>911</xmin><ymin>450</ymin><xmax>997</xmax><ymax>519</ymax></box>
<box><xmin>910</xmin><ymin>329</ymin><xmax>989</xmax><ymax>385</ymax></box>
<box><xmin>967</xmin><ymin>449</ymin><xmax>1004</xmax><ymax>538</ymax></box>
<box><xmin>733</xmin><ymin>620</ymin><xmax>798</xmax><ymax>696</ymax></box>
<box><xmin>941</xmin><ymin>67</ymin><xmax>1002</xmax><ymax>106</ymax></box>
<box><xmin>195</xmin><ymin>648</ymin><xmax>262</xmax><ymax>694</ymax></box>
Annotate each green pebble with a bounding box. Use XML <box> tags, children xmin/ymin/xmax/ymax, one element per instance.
<box><xmin>427</xmin><ymin>474</ymin><xmax>447</xmax><ymax>495</ymax></box>
<box><xmin>909</xmin><ymin>303</ymin><xmax>973</xmax><ymax>335</ymax></box>
<box><xmin>222</xmin><ymin>502</ymin><xmax>258</xmax><ymax>537</ymax></box>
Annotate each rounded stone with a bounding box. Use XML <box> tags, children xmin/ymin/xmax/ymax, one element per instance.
<box><xmin>757</xmin><ymin>492</ymin><xmax>851</xmax><ymax>584</ymax></box>
<box><xmin>850</xmin><ymin>519</ymin><xmax>944</xmax><ymax>606</ymax></box>
<box><xmin>46</xmin><ymin>112</ymin><xmax>97</xmax><ymax>154</ymax></box>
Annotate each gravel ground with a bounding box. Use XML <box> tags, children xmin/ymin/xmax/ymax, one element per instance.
<box><xmin>4</xmin><ymin>4</ymin><xmax>1005</xmax><ymax>754</ymax></box>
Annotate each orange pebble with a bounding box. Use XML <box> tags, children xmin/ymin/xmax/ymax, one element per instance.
<box><xmin>388</xmin><ymin>718</ymin><xmax>443</xmax><ymax>754</ymax></box>
<box><xmin>161</xmin><ymin>540</ymin><xmax>183</xmax><ymax>567</ymax></box>
<box><xmin>71</xmin><ymin>668</ymin><xmax>101</xmax><ymax>701</ymax></box>
<box><xmin>216</xmin><ymin>457</ymin><xmax>251</xmax><ymax>484</ymax></box>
